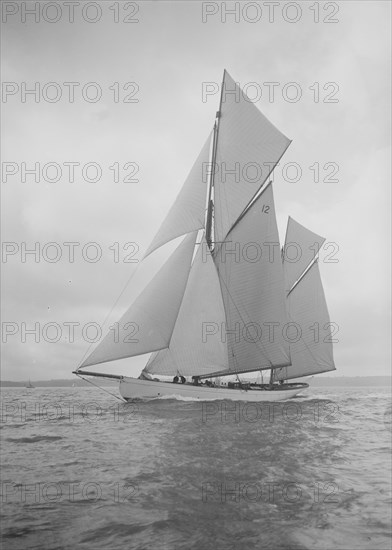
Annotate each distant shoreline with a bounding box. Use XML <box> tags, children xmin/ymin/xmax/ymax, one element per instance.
<box><xmin>1</xmin><ymin>376</ymin><xmax>391</xmax><ymax>388</ymax></box>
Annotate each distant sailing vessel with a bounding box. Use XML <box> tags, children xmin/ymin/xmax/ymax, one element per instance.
<box><xmin>74</xmin><ymin>71</ymin><xmax>335</xmax><ymax>401</ymax></box>
<box><xmin>25</xmin><ymin>379</ymin><xmax>34</xmax><ymax>388</ymax></box>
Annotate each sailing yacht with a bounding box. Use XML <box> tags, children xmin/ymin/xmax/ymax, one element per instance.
<box><xmin>74</xmin><ymin>71</ymin><xmax>335</xmax><ymax>401</ymax></box>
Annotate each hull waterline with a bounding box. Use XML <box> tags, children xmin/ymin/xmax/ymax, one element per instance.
<box><xmin>119</xmin><ymin>377</ymin><xmax>308</xmax><ymax>402</ymax></box>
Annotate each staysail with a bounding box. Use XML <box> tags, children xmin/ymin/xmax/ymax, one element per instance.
<box><xmin>213</xmin><ymin>71</ymin><xmax>291</xmax><ymax>245</ymax></box>
<box><xmin>144</xmin><ymin>133</ymin><xmax>212</xmax><ymax>258</ymax></box>
<box><xmin>210</xmin><ymin>182</ymin><xmax>291</xmax><ymax>377</ymax></box>
<box><xmin>79</xmin><ymin>232</ymin><xmax>197</xmax><ymax>368</ymax></box>
<box><xmin>275</xmin><ymin>221</ymin><xmax>336</xmax><ymax>380</ymax></box>
<box><xmin>144</xmin><ymin>237</ymin><xmax>228</xmax><ymax>377</ymax></box>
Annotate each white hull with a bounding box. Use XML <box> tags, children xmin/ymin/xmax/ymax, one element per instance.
<box><xmin>119</xmin><ymin>377</ymin><xmax>308</xmax><ymax>402</ymax></box>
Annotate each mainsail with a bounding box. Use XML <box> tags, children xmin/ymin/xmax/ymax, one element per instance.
<box><xmin>211</xmin><ymin>182</ymin><xmax>290</xmax><ymax>377</ymax></box>
<box><xmin>213</xmin><ymin>71</ymin><xmax>291</xmax><ymax>245</ymax></box>
<box><xmin>275</xmin><ymin>220</ymin><xmax>336</xmax><ymax>381</ymax></box>
<box><xmin>80</xmin><ymin>232</ymin><xmax>197</xmax><ymax>368</ymax></box>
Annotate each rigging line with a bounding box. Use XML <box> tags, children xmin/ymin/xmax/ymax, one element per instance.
<box><xmin>74</xmin><ymin>372</ymin><xmax>124</xmax><ymax>402</ymax></box>
<box><xmin>76</xmin><ymin>259</ymin><xmax>142</xmax><ymax>370</ymax></box>
<box><xmin>229</xmin><ymin>340</ymin><xmax>241</xmax><ymax>380</ymax></box>
<box><xmin>281</xmin><ymin>216</ymin><xmax>291</xmax><ymax>262</ymax></box>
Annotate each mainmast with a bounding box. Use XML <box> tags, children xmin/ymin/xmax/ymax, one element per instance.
<box><xmin>269</xmin><ymin>367</ymin><xmax>274</xmax><ymax>387</ymax></box>
<box><xmin>206</xmin><ymin>70</ymin><xmax>225</xmax><ymax>249</ymax></box>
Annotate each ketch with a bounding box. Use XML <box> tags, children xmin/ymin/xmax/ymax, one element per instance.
<box><xmin>74</xmin><ymin>71</ymin><xmax>335</xmax><ymax>401</ymax></box>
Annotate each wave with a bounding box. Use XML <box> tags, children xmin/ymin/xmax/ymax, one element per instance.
<box><xmin>5</xmin><ymin>435</ymin><xmax>63</xmax><ymax>444</ymax></box>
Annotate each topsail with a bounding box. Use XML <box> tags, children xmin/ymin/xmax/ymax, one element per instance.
<box><xmin>213</xmin><ymin>71</ymin><xmax>291</xmax><ymax>244</ymax></box>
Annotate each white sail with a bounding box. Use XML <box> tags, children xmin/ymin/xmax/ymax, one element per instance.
<box><xmin>144</xmin><ymin>238</ymin><xmax>228</xmax><ymax>377</ymax></box>
<box><xmin>213</xmin><ymin>183</ymin><xmax>291</xmax><ymax>374</ymax></box>
<box><xmin>144</xmin><ymin>133</ymin><xmax>212</xmax><ymax>258</ymax></box>
<box><xmin>283</xmin><ymin>217</ymin><xmax>325</xmax><ymax>291</ymax></box>
<box><xmin>76</xmin><ymin>71</ymin><xmax>336</xmax><ymax>393</ymax></box>
<box><xmin>213</xmin><ymin>71</ymin><xmax>291</xmax><ymax>244</ymax></box>
<box><xmin>275</xmin><ymin>261</ymin><xmax>335</xmax><ymax>381</ymax></box>
<box><xmin>80</xmin><ymin>232</ymin><xmax>197</xmax><ymax>368</ymax></box>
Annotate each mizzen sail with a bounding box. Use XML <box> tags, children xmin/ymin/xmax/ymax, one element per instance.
<box><xmin>275</xmin><ymin>220</ymin><xmax>335</xmax><ymax>380</ymax></box>
<box><xmin>276</xmin><ymin>260</ymin><xmax>336</xmax><ymax>380</ymax></box>
<box><xmin>283</xmin><ymin>217</ymin><xmax>325</xmax><ymax>291</ymax></box>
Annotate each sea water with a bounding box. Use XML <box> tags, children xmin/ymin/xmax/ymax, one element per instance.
<box><xmin>1</xmin><ymin>386</ymin><xmax>391</xmax><ymax>550</ymax></box>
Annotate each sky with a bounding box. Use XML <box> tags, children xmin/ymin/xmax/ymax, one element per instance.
<box><xmin>1</xmin><ymin>0</ymin><xmax>391</xmax><ymax>380</ymax></box>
